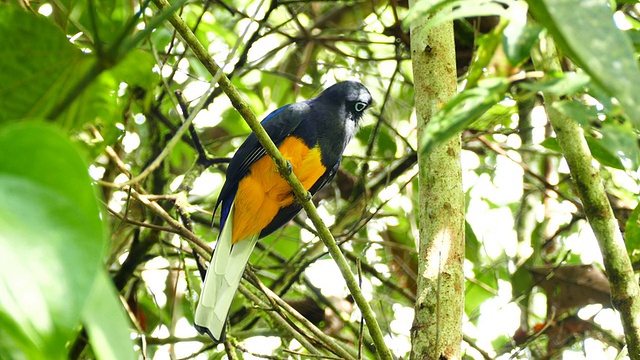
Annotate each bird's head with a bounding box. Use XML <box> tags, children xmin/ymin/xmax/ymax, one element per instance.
<box><xmin>316</xmin><ymin>81</ymin><xmax>373</xmax><ymax>123</ymax></box>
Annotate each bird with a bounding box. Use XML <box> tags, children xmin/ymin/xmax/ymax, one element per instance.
<box><xmin>194</xmin><ymin>81</ymin><xmax>373</xmax><ymax>342</ymax></box>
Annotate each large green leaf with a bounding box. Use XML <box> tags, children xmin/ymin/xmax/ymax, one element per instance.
<box><xmin>0</xmin><ymin>7</ymin><xmax>160</xmax><ymax>129</ymax></box>
<box><xmin>527</xmin><ymin>0</ymin><xmax>640</xmax><ymax>127</ymax></box>
<box><xmin>0</xmin><ymin>8</ymin><xmax>91</xmax><ymax>122</ymax></box>
<box><xmin>82</xmin><ymin>270</ymin><xmax>136</xmax><ymax>360</ymax></box>
<box><xmin>0</xmin><ymin>122</ymin><xmax>106</xmax><ymax>358</ymax></box>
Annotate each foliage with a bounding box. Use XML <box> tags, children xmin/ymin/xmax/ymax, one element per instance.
<box><xmin>0</xmin><ymin>0</ymin><xmax>639</xmax><ymax>359</ymax></box>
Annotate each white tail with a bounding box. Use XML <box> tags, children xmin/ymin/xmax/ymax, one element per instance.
<box><xmin>194</xmin><ymin>206</ymin><xmax>259</xmax><ymax>342</ymax></box>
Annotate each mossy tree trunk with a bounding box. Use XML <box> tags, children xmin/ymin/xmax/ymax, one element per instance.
<box><xmin>532</xmin><ymin>36</ymin><xmax>640</xmax><ymax>360</ymax></box>
<box><xmin>409</xmin><ymin>4</ymin><xmax>465</xmax><ymax>360</ymax></box>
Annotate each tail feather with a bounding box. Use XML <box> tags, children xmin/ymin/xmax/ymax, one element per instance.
<box><xmin>194</xmin><ymin>206</ymin><xmax>259</xmax><ymax>342</ymax></box>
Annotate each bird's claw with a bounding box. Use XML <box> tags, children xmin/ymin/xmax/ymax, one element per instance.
<box><xmin>278</xmin><ymin>160</ymin><xmax>293</xmax><ymax>177</ymax></box>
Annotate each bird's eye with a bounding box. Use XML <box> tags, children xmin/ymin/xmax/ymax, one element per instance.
<box><xmin>354</xmin><ymin>101</ymin><xmax>368</xmax><ymax>112</ymax></box>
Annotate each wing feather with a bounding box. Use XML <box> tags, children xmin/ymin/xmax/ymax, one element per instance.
<box><xmin>214</xmin><ymin>103</ymin><xmax>311</xmax><ymax>228</ymax></box>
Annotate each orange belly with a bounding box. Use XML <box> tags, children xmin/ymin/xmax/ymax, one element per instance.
<box><xmin>231</xmin><ymin>136</ymin><xmax>326</xmax><ymax>243</ymax></box>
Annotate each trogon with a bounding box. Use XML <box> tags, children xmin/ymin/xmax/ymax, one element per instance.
<box><xmin>194</xmin><ymin>81</ymin><xmax>372</xmax><ymax>342</ymax></box>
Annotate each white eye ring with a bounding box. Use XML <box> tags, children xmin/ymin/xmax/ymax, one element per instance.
<box><xmin>354</xmin><ymin>101</ymin><xmax>368</xmax><ymax>112</ymax></box>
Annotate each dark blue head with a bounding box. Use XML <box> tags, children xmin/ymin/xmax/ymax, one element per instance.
<box><xmin>314</xmin><ymin>81</ymin><xmax>373</xmax><ymax>125</ymax></box>
<box><xmin>301</xmin><ymin>81</ymin><xmax>373</xmax><ymax>167</ymax></box>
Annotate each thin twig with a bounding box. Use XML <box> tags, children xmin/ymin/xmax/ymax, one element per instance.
<box><xmin>245</xmin><ymin>270</ymin><xmax>359</xmax><ymax>360</ymax></box>
<box><xmin>236</xmin><ymin>284</ymin><xmax>323</xmax><ymax>356</ymax></box>
<box><xmin>128</xmin><ymin>188</ymin><xmax>212</xmax><ymax>255</ymax></box>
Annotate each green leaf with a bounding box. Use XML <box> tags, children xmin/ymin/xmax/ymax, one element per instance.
<box><xmin>503</xmin><ymin>17</ymin><xmax>542</xmax><ymax>66</ymax></box>
<box><xmin>527</xmin><ymin>0</ymin><xmax>640</xmax><ymax>127</ymax></box>
<box><xmin>599</xmin><ymin>120</ymin><xmax>640</xmax><ymax>170</ymax></box>
<box><xmin>465</xmin><ymin>221</ymin><xmax>481</xmax><ymax>264</ymax></box>
<box><xmin>502</xmin><ymin>24</ymin><xmax>542</xmax><ymax>66</ymax></box>
<box><xmin>540</xmin><ymin>136</ymin><xmax>624</xmax><ymax>170</ymax></box>
<box><xmin>469</xmin><ymin>101</ymin><xmax>517</xmax><ymax>130</ymax></box>
<box><xmin>539</xmin><ymin>137</ymin><xmax>561</xmax><ymax>152</ymax></box>
<box><xmin>57</xmin><ymin>48</ymin><xmax>158</xmax><ymax>131</ymax></box>
<box><xmin>376</xmin><ymin>127</ymin><xmax>397</xmax><ymax>159</ymax></box>
<box><xmin>585</xmin><ymin>137</ymin><xmax>625</xmax><ymax>170</ymax></box>
<box><xmin>356</xmin><ymin>124</ymin><xmax>374</xmax><ymax>145</ymax></box>
<box><xmin>465</xmin><ymin>270</ymin><xmax>497</xmax><ymax>320</ymax></box>
<box><xmin>134</xmin><ymin>284</ymin><xmax>165</xmax><ymax>332</ymax></box>
<box><xmin>519</xmin><ymin>72</ymin><xmax>591</xmax><ymax>96</ymax></box>
<box><xmin>421</xmin><ymin>77</ymin><xmax>510</xmax><ymax>155</ymax></box>
<box><xmin>625</xmin><ymin>204</ymin><xmax>640</xmax><ymax>264</ymax></box>
<box><xmin>465</xmin><ymin>21</ymin><xmax>508</xmax><ymax>88</ymax></box>
<box><xmin>110</xmin><ymin>49</ymin><xmax>159</xmax><ymax>94</ymax></box>
<box><xmin>82</xmin><ymin>270</ymin><xmax>136</xmax><ymax>360</ymax></box>
<box><xmin>262</xmin><ymin>72</ymin><xmax>296</xmax><ymax>107</ymax></box>
<box><xmin>0</xmin><ymin>8</ymin><xmax>91</xmax><ymax>122</ymax></box>
<box><xmin>54</xmin><ymin>0</ymin><xmax>132</xmax><ymax>47</ymax></box>
<box><xmin>0</xmin><ymin>122</ymin><xmax>106</xmax><ymax>358</ymax></box>
<box><xmin>511</xmin><ymin>263</ymin><xmax>534</xmax><ymax>300</ymax></box>
<box><xmin>552</xmin><ymin>100</ymin><xmax>598</xmax><ymax>127</ymax></box>
<box><xmin>56</xmin><ymin>66</ymin><xmax>119</xmax><ymax>131</ymax></box>
<box><xmin>628</xmin><ymin>29</ymin><xmax>640</xmax><ymax>52</ymax></box>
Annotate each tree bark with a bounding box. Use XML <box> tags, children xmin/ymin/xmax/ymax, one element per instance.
<box><xmin>409</xmin><ymin>5</ymin><xmax>465</xmax><ymax>360</ymax></box>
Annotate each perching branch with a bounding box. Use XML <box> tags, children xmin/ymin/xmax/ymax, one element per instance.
<box><xmin>150</xmin><ymin>1</ymin><xmax>392</xmax><ymax>358</ymax></box>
